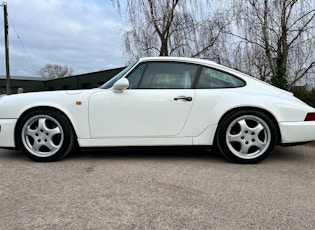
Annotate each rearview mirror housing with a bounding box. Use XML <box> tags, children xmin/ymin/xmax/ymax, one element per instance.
<box><xmin>113</xmin><ymin>78</ymin><xmax>129</xmax><ymax>93</ymax></box>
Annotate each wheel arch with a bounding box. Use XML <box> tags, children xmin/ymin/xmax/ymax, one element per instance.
<box><xmin>215</xmin><ymin>106</ymin><xmax>281</xmax><ymax>145</ymax></box>
<box><xmin>14</xmin><ymin>106</ymin><xmax>78</xmax><ymax>147</ymax></box>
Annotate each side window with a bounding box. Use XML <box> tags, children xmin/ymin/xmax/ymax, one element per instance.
<box><xmin>127</xmin><ymin>63</ymin><xmax>146</xmax><ymax>89</ymax></box>
<box><xmin>196</xmin><ymin>67</ymin><xmax>245</xmax><ymax>88</ymax></box>
<box><xmin>138</xmin><ymin>62</ymin><xmax>198</xmax><ymax>89</ymax></box>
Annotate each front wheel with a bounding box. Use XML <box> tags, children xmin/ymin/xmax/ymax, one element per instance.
<box><xmin>216</xmin><ymin>110</ymin><xmax>277</xmax><ymax>163</ymax></box>
<box><xmin>16</xmin><ymin>109</ymin><xmax>75</xmax><ymax>162</ymax></box>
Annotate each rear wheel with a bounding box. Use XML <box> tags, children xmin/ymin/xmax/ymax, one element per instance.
<box><xmin>16</xmin><ymin>109</ymin><xmax>75</xmax><ymax>162</ymax></box>
<box><xmin>216</xmin><ymin>110</ymin><xmax>277</xmax><ymax>163</ymax></box>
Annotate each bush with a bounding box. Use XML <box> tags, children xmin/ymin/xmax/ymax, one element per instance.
<box><xmin>291</xmin><ymin>86</ymin><xmax>315</xmax><ymax>108</ymax></box>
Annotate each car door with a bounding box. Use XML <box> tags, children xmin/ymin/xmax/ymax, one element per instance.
<box><xmin>89</xmin><ymin>61</ymin><xmax>198</xmax><ymax>138</ymax></box>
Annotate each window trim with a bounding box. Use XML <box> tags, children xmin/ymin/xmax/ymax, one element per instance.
<box><xmin>126</xmin><ymin>62</ymin><xmax>148</xmax><ymax>89</ymax></box>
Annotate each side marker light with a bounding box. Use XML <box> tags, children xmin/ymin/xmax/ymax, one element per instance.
<box><xmin>76</xmin><ymin>101</ymin><xmax>82</xmax><ymax>105</ymax></box>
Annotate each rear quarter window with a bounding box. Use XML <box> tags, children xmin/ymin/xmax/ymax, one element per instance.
<box><xmin>196</xmin><ymin>67</ymin><xmax>245</xmax><ymax>89</ymax></box>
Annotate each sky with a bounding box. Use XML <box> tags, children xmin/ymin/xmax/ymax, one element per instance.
<box><xmin>0</xmin><ymin>0</ymin><xmax>125</xmax><ymax>77</ymax></box>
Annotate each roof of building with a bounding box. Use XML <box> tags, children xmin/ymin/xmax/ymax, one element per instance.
<box><xmin>0</xmin><ymin>75</ymin><xmax>44</xmax><ymax>81</ymax></box>
<box><xmin>0</xmin><ymin>67</ymin><xmax>125</xmax><ymax>82</ymax></box>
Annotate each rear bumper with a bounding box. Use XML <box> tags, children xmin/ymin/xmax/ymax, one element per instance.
<box><xmin>0</xmin><ymin>119</ymin><xmax>17</xmax><ymax>148</ymax></box>
<box><xmin>279</xmin><ymin>121</ymin><xmax>315</xmax><ymax>144</ymax></box>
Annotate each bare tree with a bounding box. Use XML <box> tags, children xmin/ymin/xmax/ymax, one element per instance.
<box><xmin>38</xmin><ymin>64</ymin><xmax>74</xmax><ymax>79</ymax></box>
<box><xmin>111</xmin><ymin>0</ymin><xmax>230</xmax><ymax>63</ymax></box>
<box><xmin>231</xmin><ymin>0</ymin><xmax>315</xmax><ymax>89</ymax></box>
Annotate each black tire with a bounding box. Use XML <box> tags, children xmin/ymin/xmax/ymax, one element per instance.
<box><xmin>16</xmin><ymin>109</ymin><xmax>75</xmax><ymax>162</ymax></box>
<box><xmin>216</xmin><ymin>109</ymin><xmax>277</xmax><ymax>164</ymax></box>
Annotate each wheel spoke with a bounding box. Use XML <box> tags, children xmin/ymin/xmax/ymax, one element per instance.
<box><xmin>25</xmin><ymin>126</ymin><xmax>37</xmax><ymax>138</ymax></box>
<box><xmin>252</xmin><ymin>123</ymin><xmax>264</xmax><ymax>134</ymax></box>
<box><xmin>254</xmin><ymin>138</ymin><xmax>266</xmax><ymax>149</ymax></box>
<box><xmin>48</xmin><ymin>127</ymin><xmax>61</xmax><ymax>136</ymax></box>
<box><xmin>239</xmin><ymin>142</ymin><xmax>251</xmax><ymax>155</ymax></box>
<box><xmin>45</xmin><ymin>139</ymin><xmax>59</xmax><ymax>152</ymax></box>
<box><xmin>238</xmin><ymin>119</ymin><xmax>250</xmax><ymax>132</ymax></box>
<box><xmin>227</xmin><ymin>132</ymin><xmax>242</xmax><ymax>142</ymax></box>
<box><xmin>250</xmin><ymin>123</ymin><xmax>267</xmax><ymax>149</ymax></box>
<box><xmin>227</xmin><ymin>119</ymin><xmax>248</xmax><ymax>143</ymax></box>
<box><xmin>38</xmin><ymin>118</ymin><xmax>46</xmax><ymax>130</ymax></box>
<box><xmin>32</xmin><ymin>141</ymin><xmax>41</xmax><ymax>152</ymax></box>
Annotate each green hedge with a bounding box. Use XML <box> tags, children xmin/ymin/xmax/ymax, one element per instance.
<box><xmin>291</xmin><ymin>87</ymin><xmax>315</xmax><ymax>108</ymax></box>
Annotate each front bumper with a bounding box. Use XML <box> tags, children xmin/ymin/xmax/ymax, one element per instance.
<box><xmin>279</xmin><ymin>121</ymin><xmax>315</xmax><ymax>144</ymax></box>
<box><xmin>0</xmin><ymin>119</ymin><xmax>17</xmax><ymax>148</ymax></box>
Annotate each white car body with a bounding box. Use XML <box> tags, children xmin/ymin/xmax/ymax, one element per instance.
<box><xmin>0</xmin><ymin>57</ymin><xmax>315</xmax><ymax>163</ymax></box>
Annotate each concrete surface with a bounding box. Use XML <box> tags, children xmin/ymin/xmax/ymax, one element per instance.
<box><xmin>0</xmin><ymin>145</ymin><xmax>314</xmax><ymax>229</ymax></box>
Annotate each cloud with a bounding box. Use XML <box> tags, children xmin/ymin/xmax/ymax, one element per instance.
<box><xmin>0</xmin><ymin>0</ymin><xmax>125</xmax><ymax>77</ymax></box>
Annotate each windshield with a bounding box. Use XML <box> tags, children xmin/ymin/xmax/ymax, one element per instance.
<box><xmin>101</xmin><ymin>62</ymin><xmax>137</xmax><ymax>89</ymax></box>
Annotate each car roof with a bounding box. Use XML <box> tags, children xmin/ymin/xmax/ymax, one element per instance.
<box><xmin>138</xmin><ymin>56</ymin><xmax>245</xmax><ymax>76</ymax></box>
<box><xmin>138</xmin><ymin>56</ymin><xmax>250</xmax><ymax>80</ymax></box>
<box><xmin>138</xmin><ymin>56</ymin><xmax>218</xmax><ymax>66</ymax></box>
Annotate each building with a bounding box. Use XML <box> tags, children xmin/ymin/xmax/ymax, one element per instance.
<box><xmin>0</xmin><ymin>67</ymin><xmax>124</xmax><ymax>94</ymax></box>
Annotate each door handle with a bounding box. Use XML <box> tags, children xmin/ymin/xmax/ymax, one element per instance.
<box><xmin>174</xmin><ymin>96</ymin><xmax>193</xmax><ymax>101</ymax></box>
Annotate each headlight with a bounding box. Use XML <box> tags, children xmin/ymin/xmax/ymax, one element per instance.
<box><xmin>0</xmin><ymin>94</ymin><xmax>6</xmax><ymax>101</ymax></box>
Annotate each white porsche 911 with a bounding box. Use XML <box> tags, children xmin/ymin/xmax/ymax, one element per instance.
<box><xmin>0</xmin><ymin>57</ymin><xmax>315</xmax><ymax>163</ymax></box>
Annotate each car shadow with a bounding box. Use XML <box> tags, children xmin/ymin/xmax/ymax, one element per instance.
<box><xmin>0</xmin><ymin>147</ymin><xmax>226</xmax><ymax>163</ymax></box>
<box><xmin>2</xmin><ymin>145</ymin><xmax>313</xmax><ymax>164</ymax></box>
<box><xmin>0</xmin><ymin>149</ymin><xmax>29</xmax><ymax>162</ymax></box>
<box><xmin>68</xmin><ymin>145</ymin><xmax>313</xmax><ymax>164</ymax></box>
<box><xmin>68</xmin><ymin>146</ymin><xmax>227</xmax><ymax>163</ymax></box>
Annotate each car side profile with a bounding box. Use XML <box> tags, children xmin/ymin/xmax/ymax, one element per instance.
<box><xmin>0</xmin><ymin>57</ymin><xmax>315</xmax><ymax>163</ymax></box>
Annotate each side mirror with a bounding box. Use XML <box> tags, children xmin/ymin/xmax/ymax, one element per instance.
<box><xmin>113</xmin><ymin>78</ymin><xmax>129</xmax><ymax>93</ymax></box>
